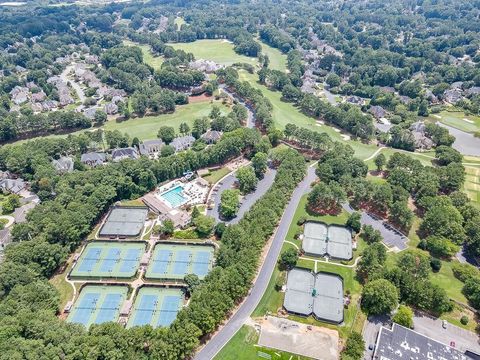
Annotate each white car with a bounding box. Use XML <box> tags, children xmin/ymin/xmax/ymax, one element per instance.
<box><xmin>442</xmin><ymin>320</ymin><xmax>448</xmax><ymax>329</ymax></box>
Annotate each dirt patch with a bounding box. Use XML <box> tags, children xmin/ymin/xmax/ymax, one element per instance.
<box><xmin>188</xmin><ymin>93</ymin><xmax>213</xmax><ymax>103</ymax></box>
<box><xmin>257</xmin><ymin>316</ymin><xmax>339</xmax><ymax>360</ymax></box>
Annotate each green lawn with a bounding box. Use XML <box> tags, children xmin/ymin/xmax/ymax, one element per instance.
<box><xmin>464</xmin><ymin>166</ymin><xmax>480</xmax><ymax>205</ymax></box>
<box><xmin>123</xmin><ymin>40</ymin><xmax>164</xmax><ymax>70</ymax></box>
<box><xmin>174</xmin><ymin>16</ymin><xmax>186</xmax><ymax>30</ymax></box>
<box><xmin>237</xmin><ymin>70</ymin><xmax>378</xmax><ymax>160</ymax></box>
<box><xmin>49</xmin><ymin>262</ymin><xmax>75</xmax><ymax>310</ymax></box>
<box><xmin>214</xmin><ymin>325</ymin><xmax>312</xmax><ymax>360</ymax></box>
<box><xmin>430</xmin><ymin>260</ymin><xmax>468</xmax><ymax>304</ymax></box>
<box><xmin>202</xmin><ymin>167</ymin><xmax>231</xmax><ymax>184</ymax></box>
<box><xmin>259</xmin><ymin>41</ymin><xmax>287</xmax><ymax>72</ymax></box>
<box><xmin>429</xmin><ymin>110</ymin><xmax>480</xmax><ymax>134</ymax></box>
<box><xmin>103</xmin><ymin>100</ymin><xmax>229</xmax><ymax>141</ymax></box>
<box><xmin>168</xmin><ymin>40</ymin><xmax>259</xmax><ymax>66</ymax></box>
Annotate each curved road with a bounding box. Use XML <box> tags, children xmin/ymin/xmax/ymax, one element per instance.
<box><xmin>194</xmin><ymin>165</ymin><xmax>317</xmax><ymax>360</ymax></box>
<box><xmin>207</xmin><ymin>167</ymin><xmax>277</xmax><ymax>224</ymax></box>
<box><xmin>219</xmin><ymin>85</ymin><xmax>255</xmax><ymax>128</ymax></box>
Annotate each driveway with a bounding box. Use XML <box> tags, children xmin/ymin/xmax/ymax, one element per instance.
<box><xmin>207</xmin><ymin>168</ymin><xmax>277</xmax><ymax>224</ymax></box>
<box><xmin>413</xmin><ymin>314</ymin><xmax>480</xmax><ymax>354</ymax></box>
<box><xmin>362</xmin><ymin>315</ymin><xmax>390</xmax><ymax>359</ymax></box>
<box><xmin>60</xmin><ymin>64</ymin><xmax>86</xmax><ymax>103</ymax></box>
<box><xmin>194</xmin><ymin>165</ymin><xmax>317</xmax><ymax>360</ymax></box>
<box><xmin>342</xmin><ymin>204</ymin><xmax>408</xmax><ymax>251</ymax></box>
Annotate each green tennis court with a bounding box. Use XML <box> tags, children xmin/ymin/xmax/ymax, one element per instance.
<box><xmin>127</xmin><ymin>287</ymin><xmax>184</xmax><ymax>328</ymax></box>
<box><xmin>145</xmin><ymin>243</ymin><xmax>214</xmax><ymax>280</ymax></box>
<box><xmin>67</xmin><ymin>285</ymin><xmax>128</xmax><ymax>328</ymax></box>
<box><xmin>71</xmin><ymin>242</ymin><xmax>145</xmax><ymax>279</ymax></box>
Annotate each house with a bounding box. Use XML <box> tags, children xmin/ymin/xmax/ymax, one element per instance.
<box><xmin>81</xmin><ymin>152</ymin><xmax>106</xmax><ymax>167</ymax></box>
<box><xmin>0</xmin><ymin>178</ymin><xmax>26</xmax><ymax>194</ymax></box>
<box><xmin>52</xmin><ymin>156</ymin><xmax>74</xmax><ymax>173</ymax></box>
<box><xmin>369</xmin><ymin>105</ymin><xmax>388</xmax><ymax>119</ymax></box>
<box><xmin>9</xmin><ymin>86</ymin><xmax>29</xmax><ymax>105</ymax></box>
<box><xmin>410</xmin><ymin>121</ymin><xmax>434</xmax><ymax>150</ymax></box>
<box><xmin>111</xmin><ymin>147</ymin><xmax>139</xmax><ymax>162</ymax></box>
<box><xmin>201</xmin><ymin>130</ymin><xmax>222</xmax><ymax>144</ymax></box>
<box><xmin>189</xmin><ymin>59</ymin><xmax>222</xmax><ymax>73</ymax></box>
<box><xmin>425</xmin><ymin>89</ymin><xmax>439</xmax><ymax>104</ymax></box>
<box><xmin>345</xmin><ymin>95</ymin><xmax>365</xmax><ymax>105</ymax></box>
<box><xmin>104</xmin><ymin>102</ymin><xmax>118</xmax><ymax>115</ymax></box>
<box><xmin>465</xmin><ymin>87</ymin><xmax>480</xmax><ymax>97</ymax></box>
<box><xmin>398</xmin><ymin>95</ymin><xmax>413</xmax><ymax>104</ymax></box>
<box><xmin>139</xmin><ymin>139</ymin><xmax>164</xmax><ymax>156</ymax></box>
<box><xmin>443</xmin><ymin>88</ymin><xmax>463</xmax><ymax>104</ymax></box>
<box><xmin>31</xmin><ymin>91</ymin><xmax>46</xmax><ymax>103</ymax></box>
<box><xmin>83</xmin><ymin>107</ymin><xmax>99</xmax><ymax>120</ymax></box>
<box><xmin>171</xmin><ymin>135</ymin><xmax>195</xmax><ymax>152</ymax></box>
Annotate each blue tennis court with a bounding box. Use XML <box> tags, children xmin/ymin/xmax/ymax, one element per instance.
<box><xmin>67</xmin><ymin>285</ymin><xmax>128</xmax><ymax>328</ymax></box>
<box><xmin>145</xmin><ymin>244</ymin><xmax>214</xmax><ymax>280</ymax></box>
<box><xmin>71</xmin><ymin>242</ymin><xmax>145</xmax><ymax>279</ymax></box>
<box><xmin>127</xmin><ymin>287</ymin><xmax>184</xmax><ymax>329</ymax></box>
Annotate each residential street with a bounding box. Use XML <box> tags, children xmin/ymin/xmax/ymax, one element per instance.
<box><xmin>194</xmin><ymin>165</ymin><xmax>317</xmax><ymax>360</ymax></box>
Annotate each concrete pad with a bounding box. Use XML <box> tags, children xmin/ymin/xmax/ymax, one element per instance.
<box><xmin>258</xmin><ymin>316</ymin><xmax>339</xmax><ymax>360</ymax></box>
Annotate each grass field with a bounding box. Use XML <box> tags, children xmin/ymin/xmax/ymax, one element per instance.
<box><xmin>259</xmin><ymin>41</ymin><xmax>287</xmax><ymax>72</ymax></box>
<box><xmin>103</xmin><ymin>100</ymin><xmax>229</xmax><ymax>141</ymax></box>
<box><xmin>214</xmin><ymin>325</ymin><xmax>312</xmax><ymax>360</ymax></box>
<box><xmin>168</xmin><ymin>40</ymin><xmax>259</xmax><ymax>66</ymax></box>
<box><xmin>174</xmin><ymin>16</ymin><xmax>186</xmax><ymax>30</ymax></box>
<box><xmin>430</xmin><ymin>260</ymin><xmax>468</xmax><ymax>304</ymax></box>
<box><xmin>464</xmin><ymin>166</ymin><xmax>480</xmax><ymax>205</ymax></box>
<box><xmin>238</xmin><ymin>70</ymin><xmax>378</xmax><ymax>160</ymax></box>
<box><xmin>49</xmin><ymin>261</ymin><xmax>75</xmax><ymax>309</ymax></box>
<box><xmin>123</xmin><ymin>40</ymin><xmax>164</xmax><ymax>70</ymax></box>
<box><xmin>202</xmin><ymin>167</ymin><xmax>231</xmax><ymax>184</ymax></box>
<box><xmin>429</xmin><ymin>110</ymin><xmax>480</xmax><ymax>134</ymax></box>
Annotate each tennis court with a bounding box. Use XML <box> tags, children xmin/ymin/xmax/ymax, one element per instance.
<box><xmin>145</xmin><ymin>243</ymin><xmax>214</xmax><ymax>280</ymax></box>
<box><xmin>302</xmin><ymin>222</ymin><xmax>352</xmax><ymax>260</ymax></box>
<box><xmin>127</xmin><ymin>287</ymin><xmax>184</xmax><ymax>328</ymax></box>
<box><xmin>99</xmin><ymin>206</ymin><xmax>148</xmax><ymax>238</ymax></box>
<box><xmin>71</xmin><ymin>242</ymin><xmax>145</xmax><ymax>278</ymax></box>
<box><xmin>67</xmin><ymin>285</ymin><xmax>128</xmax><ymax>328</ymax></box>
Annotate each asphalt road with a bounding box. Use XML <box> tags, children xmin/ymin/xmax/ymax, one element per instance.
<box><xmin>207</xmin><ymin>168</ymin><xmax>277</xmax><ymax>224</ymax></box>
<box><xmin>194</xmin><ymin>165</ymin><xmax>317</xmax><ymax>360</ymax></box>
<box><xmin>219</xmin><ymin>85</ymin><xmax>255</xmax><ymax>128</ymax></box>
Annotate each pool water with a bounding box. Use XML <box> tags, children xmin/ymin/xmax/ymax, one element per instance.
<box><xmin>161</xmin><ymin>186</ymin><xmax>187</xmax><ymax>207</ymax></box>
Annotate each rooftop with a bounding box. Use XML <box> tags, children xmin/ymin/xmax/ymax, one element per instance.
<box><xmin>374</xmin><ymin>324</ymin><xmax>473</xmax><ymax>360</ymax></box>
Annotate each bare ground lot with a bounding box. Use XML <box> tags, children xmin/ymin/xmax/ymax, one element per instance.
<box><xmin>258</xmin><ymin>316</ymin><xmax>339</xmax><ymax>360</ymax></box>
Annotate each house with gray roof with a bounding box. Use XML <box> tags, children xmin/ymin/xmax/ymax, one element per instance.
<box><xmin>104</xmin><ymin>102</ymin><xmax>118</xmax><ymax>115</ymax></box>
<box><xmin>139</xmin><ymin>139</ymin><xmax>164</xmax><ymax>157</ymax></box>
<box><xmin>0</xmin><ymin>178</ymin><xmax>26</xmax><ymax>194</ymax></box>
<box><xmin>369</xmin><ymin>105</ymin><xmax>388</xmax><ymax>119</ymax></box>
<box><xmin>201</xmin><ymin>130</ymin><xmax>222</xmax><ymax>144</ymax></box>
<box><xmin>52</xmin><ymin>156</ymin><xmax>74</xmax><ymax>173</ymax></box>
<box><xmin>171</xmin><ymin>135</ymin><xmax>195</xmax><ymax>152</ymax></box>
<box><xmin>112</xmin><ymin>147</ymin><xmax>139</xmax><ymax>162</ymax></box>
<box><xmin>410</xmin><ymin>121</ymin><xmax>434</xmax><ymax>150</ymax></box>
<box><xmin>81</xmin><ymin>152</ymin><xmax>106</xmax><ymax>167</ymax></box>
<box><xmin>443</xmin><ymin>88</ymin><xmax>463</xmax><ymax>104</ymax></box>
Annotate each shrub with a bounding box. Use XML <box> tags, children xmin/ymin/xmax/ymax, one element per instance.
<box><xmin>461</xmin><ymin>316</ymin><xmax>469</xmax><ymax>325</ymax></box>
<box><xmin>430</xmin><ymin>258</ymin><xmax>442</xmax><ymax>272</ymax></box>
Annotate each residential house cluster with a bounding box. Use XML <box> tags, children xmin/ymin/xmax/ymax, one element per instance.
<box><xmin>442</xmin><ymin>81</ymin><xmax>480</xmax><ymax>105</ymax></box>
<box><xmin>46</xmin><ymin>76</ymin><xmax>75</xmax><ymax>107</ymax></box>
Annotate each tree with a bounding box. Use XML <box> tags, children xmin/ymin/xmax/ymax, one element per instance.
<box><xmin>279</xmin><ymin>247</ymin><xmax>298</xmax><ymax>270</ymax></box>
<box><xmin>192</xmin><ymin>117</ymin><xmax>209</xmax><ymax>138</ymax></box>
<box><xmin>435</xmin><ymin>145</ymin><xmax>462</xmax><ymax>166</ymax></box>
<box><xmin>193</xmin><ymin>214</ymin><xmax>215</xmax><ymax>237</ymax></box>
<box><xmin>341</xmin><ymin>332</ymin><xmax>365</xmax><ymax>360</ymax></box>
<box><xmin>184</xmin><ymin>274</ymin><xmax>201</xmax><ymax>295</ymax></box>
<box><xmin>357</xmin><ymin>243</ymin><xmax>387</xmax><ymax>283</ymax></box>
<box><xmin>307</xmin><ymin>182</ymin><xmax>346</xmax><ymax>215</ymax></box>
<box><xmin>361</xmin><ymin>225</ymin><xmax>383</xmax><ymax>244</ymax></box>
<box><xmin>160</xmin><ymin>145</ymin><xmax>175</xmax><ymax>157</ymax></box>
<box><xmin>219</xmin><ymin>189</ymin><xmax>240</xmax><ymax>219</ymax></box>
<box><xmin>419</xmin><ymin>203</ymin><xmax>465</xmax><ymax>244</ymax></box>
<box><xmin>425</xmin><ymin>235</ymin><xmax>460</xmax><ymax>258</ymax></box>
<box><xmin>361</xmin><ymin>279</ymin><xmax>399</xmax><ymax>315</ymax></box>
<box><xmin>251</xmin><ymin>152</ymin><xmax>268</xmax><ymax>178</ymax></box>
<box><xmin>392</xmin><ymin>305</ymin><xmax>414</xmax><ymax>328</ymax></box>
<box><xmin>214</xmin><ymin>222</ymin><xmax>226</xmax><ymax>238</ymax></box>
<box><xmin>326</xmin><ymin>73</ymin><xmax>341</xmax><ymax>88</ymax></box>
<box><xmin>397</xmin><ymin>249</ymin><xmax>431</xmax><ymax>278</ymax></box>
<box><xmin>191</xmin><ymin>206</ymin><xmax>200</xmax><ymax>219</ymax></box>
<box><xmin>374</xmin><ymin>153</ymin><xmax>386</xmax><ymax>172</ymax></box>
<box><xmin>160</xmin><ymin>219</ymin><xmax>175</xmax><ymax>237</ymax></box>
<box><xmin>389</xmin><ymin>201</ymin><xmax>414</xmax><ymax>232</ymax></box>
<box><xmin>346</xmin><ymin>212</ymin><xmax>362</xmax><ymax>233</ymax></box>
<box><xmin>463</xmin><ymin>278</ymin><xmax>480</xmax><ymax>310</ymax></box>
<box><xmin>179</xmin><ymin>122</ymin><xmax>191</xmax><ymax>135</ymax></box>
<box><xmin>2</xmin><ymin>195</ymin><xmax>20</xmax><ymax>214</ymax></box>
<box><xmin>94</xmin><ymin>110</ymin><xmax>107</xmax><ymax>125</ymax></box>
<box><xmin>157</xmin><ymin>126</ymin><xmax>175</xmax><ymax>144</ymax></box>
<box><xmin>236</xmin><ymin>166</ymin><xmax>258</xmax><ymax>194</ymax></box>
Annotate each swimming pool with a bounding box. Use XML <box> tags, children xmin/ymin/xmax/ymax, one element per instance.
<box><xmin>160</xmin><ymin>185</ymin><xmax>187</xmax><ymax>208</ymax></box>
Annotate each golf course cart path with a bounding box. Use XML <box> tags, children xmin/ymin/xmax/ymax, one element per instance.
<box><xmin>194</xmin><ymin>165</ymin><xmax>317</xmax><ymax>360</ymax></box>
